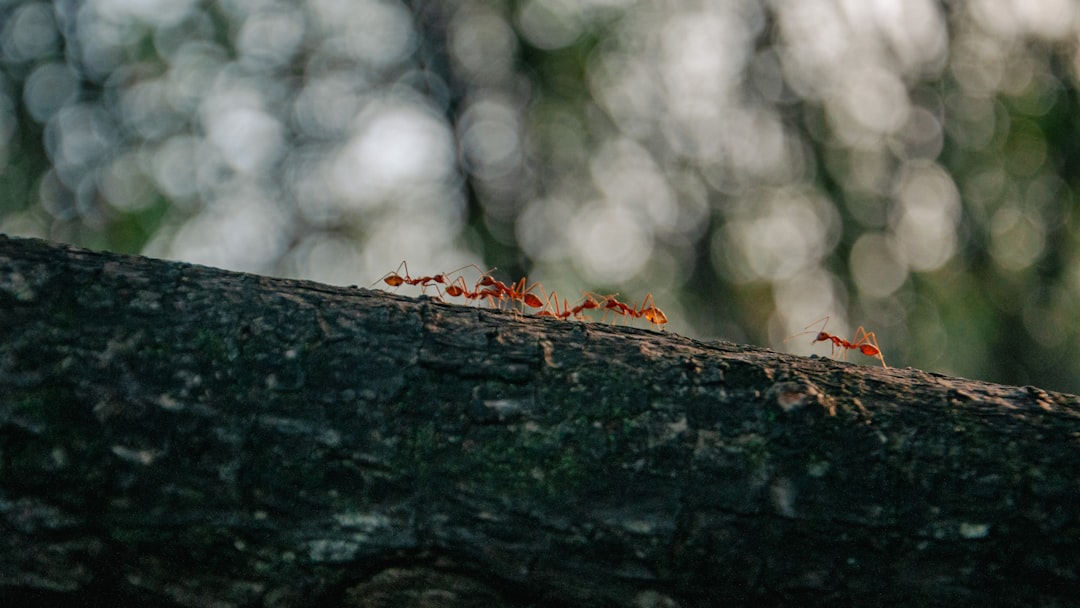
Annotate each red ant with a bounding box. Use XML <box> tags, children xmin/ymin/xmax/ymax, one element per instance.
<box><xmin>787</xmin><ymin>316</ymin><xmax>886</xmax><ymax>368</ymax></box>
<box><xmin>442</xmin><ymin>270</ymin><xmax>546</xmax><ymax>315</ymax></box>
<box><xmin>474</xmin><ymin>274</ymin><xmax>545</xmax><ymax>312</ymax></box>
<box><xmin>443</xmin><ymin>278</ymin><xmax>498</xmax><ymax>304</ymax></box>
<box><xmin>505</xmin><ymin>277</ymin><xmax>546</xmax><ymax>312</ymax></box>
<box><xmin>536</xmin><ymin>290</ymin><xmax>603</xmax><ymax>321</ymax></box>
<box><xmin>571</xmin><ymin>294</ymin><xmax>601</xmax><ymax>317</ymax></box>
<box><xmin>374</xmin><ymin>261</ymin><xmax>483</xmax><ymax>299</ymax></box>
<box><xmin>583</xmin><ymin>292</ymin><xmax>632</xmax><ymax>323</ymax></box>
<box><xmin>582</xmin><ymin>291</ymin><xmax>667</xmax><ymax>331</ymax></box>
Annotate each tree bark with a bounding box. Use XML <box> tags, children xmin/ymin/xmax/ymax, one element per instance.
<box><xmin>2</xmin><ymin>234</ymin><xmax>1079</xmax><ymax>607</ymax></box>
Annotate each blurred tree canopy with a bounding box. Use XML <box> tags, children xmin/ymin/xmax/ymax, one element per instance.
<box><xmin>2</xmin><ymin>0</ymin><xmax>1080</xmax><ymax>394</ymax></box>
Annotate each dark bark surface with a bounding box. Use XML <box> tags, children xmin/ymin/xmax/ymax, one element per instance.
<box><xmin>2</xmin><ymin>234</ymin><xmax>1080</xmax><ymax>607</ymax></box>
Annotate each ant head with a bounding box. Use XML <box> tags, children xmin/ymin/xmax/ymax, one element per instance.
<box><xmin>813</xmin><ymin>332</ymin><xmax>830</xmax><ymax>343</ymax></box>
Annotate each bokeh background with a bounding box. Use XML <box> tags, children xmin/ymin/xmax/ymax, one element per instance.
<box><xmin>2</xmin><ymin>0</ymin><xmax>1080</xmax><ymax>393</ymax></box>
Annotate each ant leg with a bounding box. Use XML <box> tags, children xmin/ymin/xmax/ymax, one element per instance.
<box><xmin>535</xmin><ymin>287</ymin><xmax>567</xmax><ymax>319</ymax></box>
<box><xmin>438</xmin><ymin>264</ymin><xmax>491</xmax><ymax>292</ymax></box>
<box><xmin>417</xmin><ymin>276</ymin><xmax>447</xmax><ymax>300</ymax></box>
<box><xmin>534</xmin><ymin>287</ymin><xmax>555</xmax><ymax>318</ymax></box>
<box><xmin>800</xmin><ymin>315</ymin><xmax>832</xmax><ymax>335</ymax></box>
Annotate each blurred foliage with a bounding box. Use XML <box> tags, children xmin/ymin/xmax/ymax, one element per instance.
<box><xmin>3</xmin><ymin>0</ymin><xmax>1080</xmax><ymax>394</ymax></box>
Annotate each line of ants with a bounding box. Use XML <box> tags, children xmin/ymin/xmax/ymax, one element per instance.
<box><xmin>376</xmin><ymin>262</ymin><xmax>885</xmax><ymax>368</ymax></box>
<box><xmin>375</xmin><ymin>261</ymin><xmax>668</xmax><ymax>330</ymax></box>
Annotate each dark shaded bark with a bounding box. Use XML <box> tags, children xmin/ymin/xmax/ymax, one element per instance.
<box><xmin>2</xmin><ymin>234</ymin><xmax>1079</xmax><ymax>607</ymax></box>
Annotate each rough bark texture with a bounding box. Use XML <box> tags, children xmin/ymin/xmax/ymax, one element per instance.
<box><xmin>2</xmin><ymin>235</ymin><xmax>1079</xmax><ymax>607</ymax></box>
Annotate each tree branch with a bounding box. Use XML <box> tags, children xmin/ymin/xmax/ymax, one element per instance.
<box><xmin>2</xmin><ymin>235</ymin><xmax>1079</xmax><ymax>607</ymax></box>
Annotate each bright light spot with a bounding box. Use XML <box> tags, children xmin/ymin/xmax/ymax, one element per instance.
<box><xmin>93</xmin><ymin>0</ymin><xmax>200</xmax><ymax>28</ymax></box>
<box><xmin>47</xmin><ymin>104</ymin><xmax>116</xmax><ymax>185</ymax></box>
<box><xmin>310</xmin><ymin>0</ymin><xmax>416</xmax><ymax>69</ymax></box>
<box><xmin>169</xmin><ymin>186</ymin><xmax>289</xmax><ymax>272</ymax></box>
<box><xmin>958</xmin><ymin>521</ymin><xmax>990</xmax><ymax>540</ymax></box>
<box><xmin>588</xmin><ymin>51</ymin><xmax>664</xmax><ymax>140</ymax></box>
<box><xmin>516</xmin><ymin>197</ymin><xmax>577</xmax><ymax>263</ymax></box>
<box><xmin>516</xmin><ymin>0</ymin><xmax>583</xmax><ymax>50</ymax></box>
<box><xmin>990</xmin><ymin>206</ymin><xmax>1045</xmax><ymax>271</ymax></box>
<box><xmin>151</xmin><ymin>135</ymin><xmax>201</xmax><ymax>201</ymax></box>
<box><xmin>450</xmin><ymin>11</ymin><xmax>517</xmax><ymax>81</ymax></box>
<box><xmin>165</xmin><ymin>41</ymin><xmax>228</xmax><ymax>115</ymax></box>
<box><xmin>120</xmin><ymin>78</ymin><xmax>182</xmax><ymax>140</ymax></box>
<box><xmin>285</xmin><ymin>234</ymin><xmax>364</xmax><ymax>286</ymax></box>
<box><xmin>847</xmin><ymin>0</ymin><xmax>947</xmax><ymax>75</ymax></box>
<box><xmin>891</xmin><ymin>161</ymin><xmax>960</xmax><ymax>271</ymax></box>
<box><xmin>459</xmin><ymin>96</ymin><xmax>522</xmax><ymax>181</ymax></box>
<box><xmin>949</xmin><ymin>36</ymin><xmax>1007</xmax><ymax>96</ymax></box>
<box><xmin>237</xmin><ymin>7</ymin><xmax>307</xmax><ymax>70</ymax></box>
<box><xmin>202</xmin><ymin>93</ymin><xmax>285</xmax><ymax>175</ymax></box>
<box><xmin>293</xmin><ymin>75</ymin><xmax>367</xmax><ymax>139</ymax></box>
<box><xmin>2</xmin><ymin>2</ymin><xmax>59</xmax><ymax>62</ymax></box>
<box><xmin>101</xmin><ymin>151</ymin><xmax>156</xmax><ymax>211</ymax></box>
<box><xmin>590</xmin><ymin>138</ymin><xmax>677</xmax><ymax>231</ymax></box>
<box><xmin>830</xmin><ymin>66</ymin><xmax>911</xmax><ymax>141</ymax></box>
<box><xmin>970</xmin><ymin>0</ymin><xmax>1076</xmax><ymax>40</ymax></box>
<box><xmin>23</xmin><ymin>63</ymin><xmax>78</xmax><ymax>123</ymax></box>
<box><xmin>571</xmin><ymin>201</ymin><xmax>652</xmax><ymax>284</ymax></box>
<box><xmin>774</xmin><ymin>0</ymin><xmax>851</xmax><ymax>97</ymax></box>
<box><xmin>660</xmin><ymin>10</ymin><xmax>749</xmax><ymax>127</ymax></box>
<box><xmin>850</xmin><ymin>232</ymin><xmax>907</xmax><ymax>297</ymax></box>
<box><xmin>288</xmin><ymin>146</ymin><xmax>342</xmax><ymax>225</ymax></box>
<box><xmin>724</xmin><ymin>107</ymin><xmax>799</xmax><ymax>181</ymax></box>
<box><xmin>714</xmin><ymin>190</ymin><xmax>838</xmax><ymax>283</ymax></box>
<box><xmin>332</xmin><ymin>101</ymin><xmax>455</xmax><ymax>207</ymax></box>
